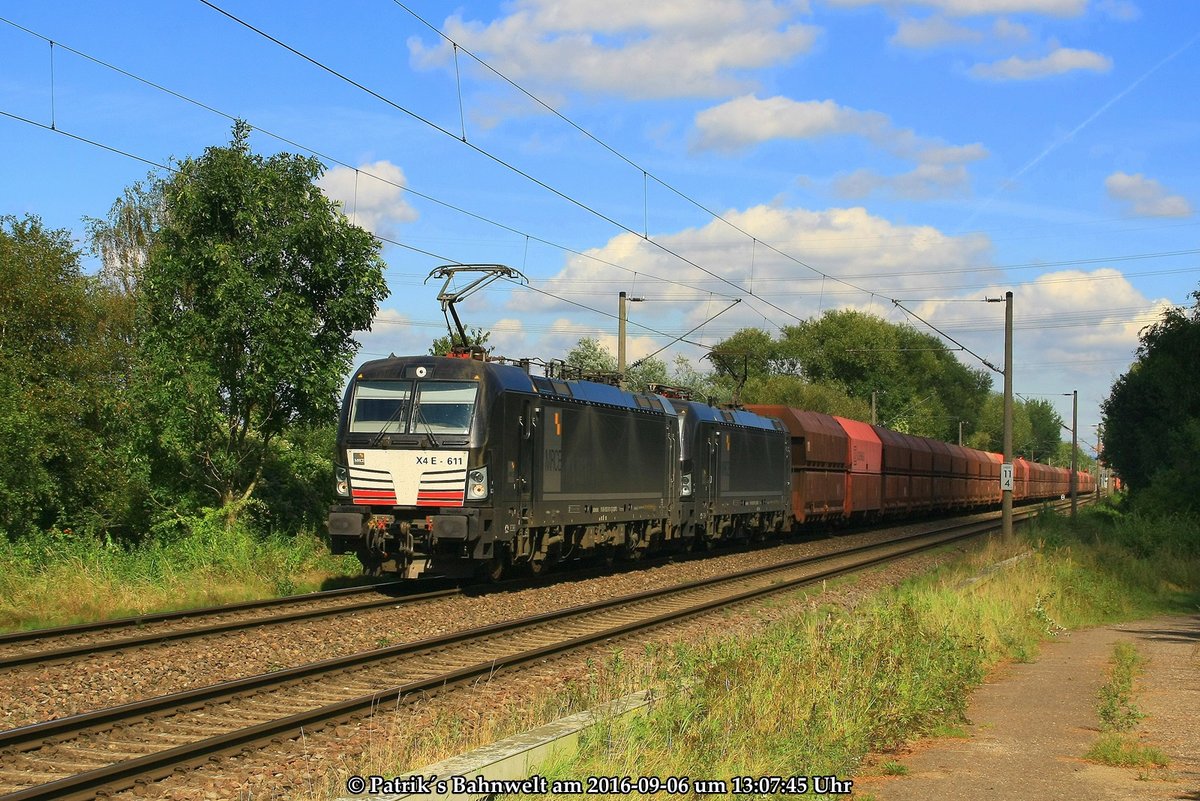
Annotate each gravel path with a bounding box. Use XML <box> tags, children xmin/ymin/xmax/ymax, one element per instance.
<box><xmin>857</xmin><ymin>614</ymin><xmax>1200</xmax><ymax>800</ymax></box>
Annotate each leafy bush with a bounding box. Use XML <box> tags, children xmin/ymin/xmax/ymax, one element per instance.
<box><xmin>0</xmin><ymin>506</ymin><xmax>358</xmax><ymax>631</ymax></box>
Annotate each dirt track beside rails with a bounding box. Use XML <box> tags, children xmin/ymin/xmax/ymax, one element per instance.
<box><xmin>857</xmin><ymin>614</ymin><xmax>1200</xmax><ymax>800</ymax></box>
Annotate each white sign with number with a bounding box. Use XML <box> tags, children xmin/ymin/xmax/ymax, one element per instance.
<box><xmin>1000</xmin><ymin>462</ymin><xmax>1014</xmax><ymax>491</ymax></box>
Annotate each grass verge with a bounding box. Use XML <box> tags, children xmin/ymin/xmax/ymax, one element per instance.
<box><xmin>0</xmin><ymin>506</ymin><xmax>362</xmax><ymax>631</ymax></box>
<box><xmin>511</xmin><ymin>504</ymin><xmax>1198</xmax><ymax>799</ymax></box>
<box><xmin>262</xmin><ymin>501</ymin><xmax>1197</xmax><ymax>801</ymax></box>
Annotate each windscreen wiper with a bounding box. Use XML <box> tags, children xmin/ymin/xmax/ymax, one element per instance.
<box><xmin>369</xmin><ymin>401</ymin><xmax>410</xmax><ymax>448</ymax></box>
<box><xmin>413</xmin><ymin>408</ymin><xmax>442</xmax><ymax>449</ymax></box>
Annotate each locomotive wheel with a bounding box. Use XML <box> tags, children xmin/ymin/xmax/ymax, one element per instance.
<box><xmin>359</xmin><ymin>528</ymin><xmax>388</xmax><ymax>577</ymax></box>
<box><xmin>480</xmin><ymin>544</ymin><xmax>511</xmax><ymax>582</ymax></box>
<box><xmin>618</xmin><ymin>531</ymin><xmax>643</xmax><ymax>562</ymax></box>
<box><xmin>357</xmin><ymin>548</ymin><xmax>384</xmax><ymax>577</ymax></box>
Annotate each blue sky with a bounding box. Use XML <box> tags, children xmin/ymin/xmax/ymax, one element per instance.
<box><xmin>3</xmin><ymin>0</ymin><xmax>1198</xmax><ymax>451</ymax></box>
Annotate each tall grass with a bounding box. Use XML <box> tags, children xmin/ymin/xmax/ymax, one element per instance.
<box><xmin>0</xmin><ymin>505</ymin><xmax>360</xmax><ymax>631</ymax></box>
<box><xmin>525</xmin><ymin>504</ymin><xmax>1198</xmax><ymax>799</ymax></box>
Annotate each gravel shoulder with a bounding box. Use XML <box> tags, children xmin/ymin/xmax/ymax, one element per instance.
<box><xmin>856</xmin><ymin>613</ymin><xmax>1200</xmax><ymax>800</ymax></box>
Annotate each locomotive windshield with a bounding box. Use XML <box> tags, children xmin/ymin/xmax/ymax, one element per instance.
<box><xmin>413</xmin><ymin>381</ymin><xmax>477</xmax><ymax>435</ymax></box>
<box><xmin>348</xmin><ymin>379</ymin><xmax>478</xmax><ymax>436</ymax></box>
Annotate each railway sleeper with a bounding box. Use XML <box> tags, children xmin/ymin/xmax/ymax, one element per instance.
<box><xmin>50</xmin><ymin>746</ymin><xmax>145</xmax><ymax>764</ymax></box>
<box><xmin>0</xmin><ymin>771</ymin><xmax>65</xmax><ymax>786</ymax></box>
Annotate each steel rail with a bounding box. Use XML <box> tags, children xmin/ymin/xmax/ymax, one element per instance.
<box><xmin>0</xmin><ymin>582</ymin><xmax>463</xmax><ymax>670</ymax></box>
<box><xmin>0</xmin><ymin>504</ymin><xmax>1046</xmax><ymax>670</ymax></box>
<box><xmin>0</xmin><ymin>580</ymin><xmax>419</xmax><ymax>645</ymax></box>
<box><xmin>0</xmin><ymin>502</ymin><xmax>1064</xmax><ymax>801</ymax></box>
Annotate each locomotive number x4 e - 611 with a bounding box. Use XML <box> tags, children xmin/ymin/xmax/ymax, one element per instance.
<box><xmin>327</xmin><ymin>354</ymin><xmax>790</xmax><ymax>577</ymax></box>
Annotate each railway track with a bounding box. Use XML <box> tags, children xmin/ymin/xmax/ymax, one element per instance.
<box><xmin>0</xmin><ymin>506</ymin><xmax>1028</xmax><ymax>672</ymax></box>
<box><xmin>0</xmin><ymin>502</ymin><xmax>1061</xmax><ymax>801</ymax></box>
<box><xmin>0</xmin><ymin>540</ymin><xmax>779</xmax><ymax>672</ymax></box>
<box><xmin>0</xmin><ymin>579</ymin><xmax>465</xmax><ymax>671</ymax></box>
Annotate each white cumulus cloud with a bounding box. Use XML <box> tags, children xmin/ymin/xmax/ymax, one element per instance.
<box><xmin>693</xmin><ymin>95</ymin><xmax>987</xmax><ymax>163</ymax></box>
<box><xmin>517</xmin><ymin>203</ymin><xmax>994</xmax><ymax>321</ymax></box>
<box><xmin>829</xmin><ymin>0</ymin><xmax>1086</xmax><ymax>17</ymax></box>
<box><xmin>970</xmin><ymin>46</ymin><xmax>1112</xmax><ymax>80</ymax></box>
<box><xmin>408</xmin><ymin>0</ymin><xmax>819</xmax><ymax>100</ymax></box>
<box><xmin>891</xmin><ymin>16</ymin><xmax>983</xmax><ymax>48</ymax></box>
<box><xmin>693</xmin><ymin>95</ymin><xmax>986</xmax><ymax>199</ymax></box>
<box><xmin>890</xmin><ymin>14</ymin><xmax>1029</xmax><ymax>50</ymax></box>
<box><xmin>835</xmin><ymin>163</ymin><xmax>972</xmax><ymax>200</ymax></box>
<box><xmin>1096</xmin><ymin>0</ymin><xmax>1141</xmax><ymax>22</ymax></box>
<box><xmin>318</xmin><ymin>160</ymin><xmax>419</xmax><ymax>238</ymax></box>
<box><xmin>1105</xmin><ymin>172</ymin><xmax>1193</xmax><ymax>218</ymax></box>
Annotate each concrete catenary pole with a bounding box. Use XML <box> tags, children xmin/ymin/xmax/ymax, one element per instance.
<box><xmin>618</xmin><ymin>291</ymin><xmax>628</xmax><ymax>386</ymax></box>
<box><xmin>1070</xmin><ymin>389</ymin><xmax>1078</xmax><ymax>520</ymax></box>
<box><xmin>1002</xmin><ymin>291</ymin><xmax>1014</xmax><ymax>538</ymax></box>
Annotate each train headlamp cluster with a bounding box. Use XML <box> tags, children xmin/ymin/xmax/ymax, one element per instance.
<box><xmin>468</xmin><ymin>467</ymin><xmax>488</xmax><ymax>499</ymax></box>
<box><xmin>335</xmin><ymin>465</ymin><xmax>350</xmax><ymax>497</ymax></box>
<box><xmin>680</xmin><ymin>473</ymin><xmax>693</xmax><ymax>497</ymax></box>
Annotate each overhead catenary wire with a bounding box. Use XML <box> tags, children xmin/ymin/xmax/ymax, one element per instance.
<box><xmin>195</xmin><ymin>0</ymin><xmax>806</xmax><ymax>331</ymax></box>
<box><xmin>0</xmin><ymin>108</ymin><xmax>173</xmax><ymax>172</ymax></box>
<box><xmin>891</xmin><ymin>299</ymin><xmax>1002</xmax><ymax>374</ymax></box>
<box><xmin>1</xmin><ymin>8</ymin><xmax>1180</xmax><ymax>373</ymax></box>
<box><xmin>630</xmin><ymin>299</ymin><xmax>742</xmax><ymax>368</ymax></box>
<box><xmin>0</xmin><ymin>103</ymin><xmax>726</xmax><ymax>357</ymax></box>
<box><xmin>389</xmin><ymin>0</ymin><xmax>879</xmax><ymax>304</ymax></box>
<box><xmin>0</xmin><ymin>15</ymin><xmax>746</xmax><ymax>311</ymax></box>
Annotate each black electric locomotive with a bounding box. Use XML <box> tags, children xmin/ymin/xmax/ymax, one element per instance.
<box><xmin>327</xmin><ymin>354</ymin><xmax>791</xmax><ymax>577</ymax></box>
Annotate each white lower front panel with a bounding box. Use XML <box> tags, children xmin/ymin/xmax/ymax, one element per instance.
<box><xmin>346</xmin><ymin>449</ymin><xmax>468</xmax><ymax>507</ymax></box>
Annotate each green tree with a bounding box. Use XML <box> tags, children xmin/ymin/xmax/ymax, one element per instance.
<box><xmin>563</xmin><ymin>337</ymin><xmax>668</xmax><ymax>392</ymax></box>
<box><xmin>667</xmin><ymin>355</ymin><xmax>722</xmax><ymax>402</ymax></box>
<box><xmin>85</xmin><ymin>179</ymin><xmax>162</xmax><ymax>296</ymax></box>
<box><xmin>0</xmin><ymin>216</ymin><xmax>145</xmax><ymax>536</ymax></box>
<box><xmin>1102</xmin><ymin>291</ymin><xmax>1200</xmax><ymax>513</ymax></box>
<box><xmin>707</xmin><ymin>327</ymin><xmax>782</xmax><ymax>382</ymax></box>
<box><xmin>711</xmin><ymin>311</ymin><xmax>992</xmax><ymax>440</ymax></box>
<box><xmin>138</xmin><ymin>123</ymin><xmax>389</xmax><ymax>513</ymax></box>
<box><xmin>968</xmin><ymin>393</ymin><xmax>1033</xmax><ymax>455</ymax></box>
<box><xmin>429</xmin><ymin>326</ymin><xmax>492</xmax><ymax>357</ymax></box>
<box><xmin>1053</xmin><ymin>440</ymin><xmax>1095</xmax><ymax>472</ymax></box>
<box><xmin>740</xmin><ymin>375</ymin><xmax>872</xmax><ymax>419</ymax></box>
<box><xmin>565</xmin><ymin>337</ymin><xmax>617</xmax><ymax>374</ymax></box>
<box><xmin>1024</xmin><ymin>398</ymin><xmax>1065</xmax><ymax>462</ymax></box>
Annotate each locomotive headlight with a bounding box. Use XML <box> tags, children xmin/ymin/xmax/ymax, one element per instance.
<box><xmin>681</xmin><ymin>473</ymin><xmax>693</xmax><ymax>497</ymax></box>
<box><xmin>468</xmin><ymin>467</ymin><xmax>489</xmax><ymax>499</ymax></box>
<box><xmin>335</xmin><ymin>465</ymin><xmax>350</xmax><ymax>497</ymax></box>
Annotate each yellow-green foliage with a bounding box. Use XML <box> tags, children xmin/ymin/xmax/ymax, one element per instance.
<box><xmin>534</xmin><ymin>506</ymin><xmax>1198</xmax><ymax>799</ymax></box>
<box><xmin>0</xmin><ymin>505</ymin><xmax>361</xmax><ymax>631</ymax></box>
<box><xmin>1086</xmin><ymin>734</ymin><xmax>1168</xmax><ymax>768</ymax></box>
<box><xmin>1097</xmin><ymin>642</ymin><xmax>1145</xmax><ymax>732</ymax></box>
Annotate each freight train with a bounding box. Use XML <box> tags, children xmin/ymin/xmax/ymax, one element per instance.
<box><xmin>327</xmin><ymin>354</ymin><xmax>1094</xmax><ymax>577</ymax></box>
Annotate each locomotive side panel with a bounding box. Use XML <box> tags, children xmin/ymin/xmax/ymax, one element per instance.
<box><xmin>535</xmin><ymin>402</ymin><xmax>671</xmax><ymax>523</ymax></box>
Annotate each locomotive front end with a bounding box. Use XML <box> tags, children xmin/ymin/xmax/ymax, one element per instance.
<box><xmin>328</xmin><ymin>356</ymin><xmax>497</xmax><ymax>577</ymax></box>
